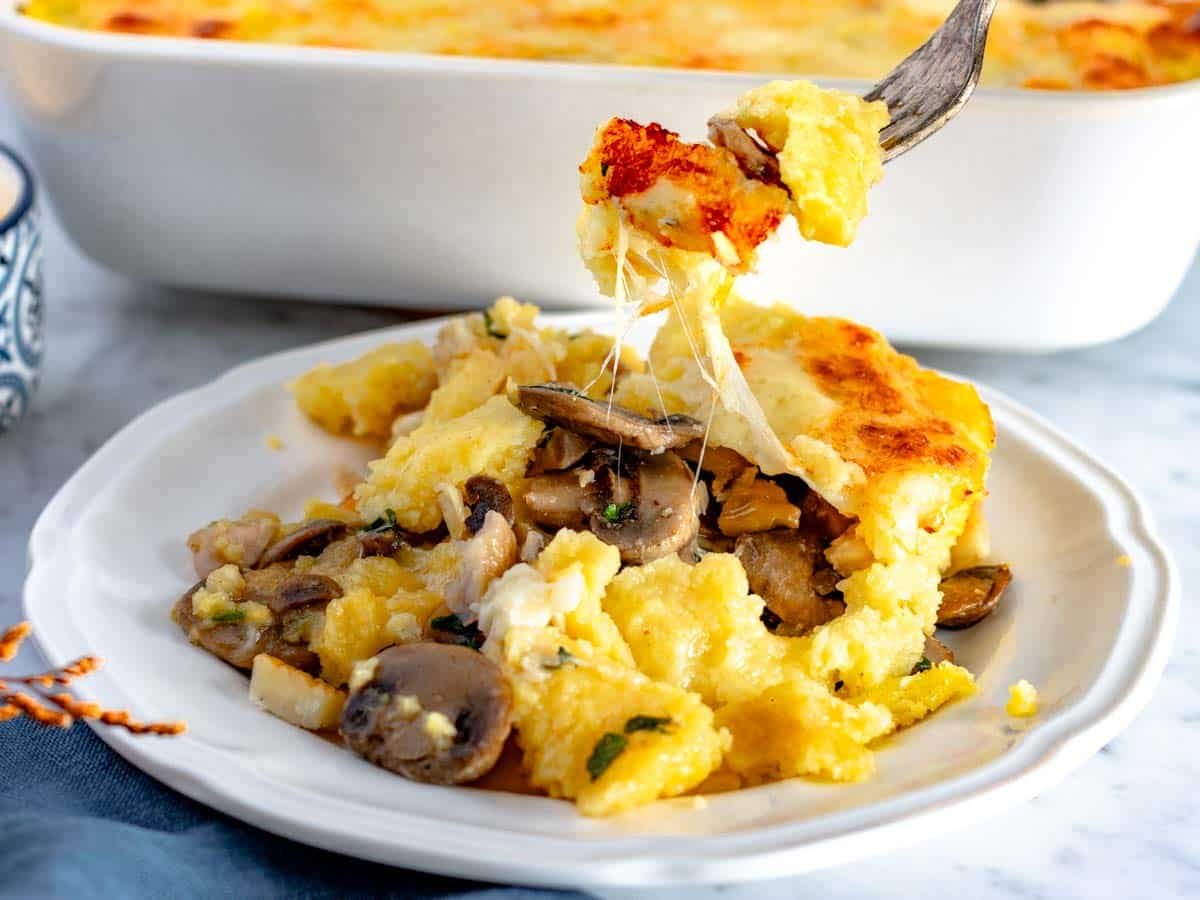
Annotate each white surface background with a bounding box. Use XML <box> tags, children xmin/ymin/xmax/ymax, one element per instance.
<box><xmin>0</xmin><ymin>116</ymin><xmax>1196</xmax><ymax>895</ymax></box>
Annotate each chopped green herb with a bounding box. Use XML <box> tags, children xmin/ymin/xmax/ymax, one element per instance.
<box><xmin>545</xmin><ymin>646</ymin><xmax>577</xmax><ymax>670</ymax></box>
<box><xmin>430</xmin><ymin>613</ymin><xmax>485</xmax><ymax>650</ymax></box>
<box><xmin>586</xmin><ymin>732</ymin><xmax>627</xmax><ymax>781</ymax></box>
<box><xmin>361</xmin><ymin>509</ymin><xmax>398</xmax><ymax>534</ymax></box>
<box><xmin>211</xmin><ymin>608</ymin><xmax>246</xmax><ymax>624</ymax></box>
<box><xmin>624</xmin><ymin>715</ymin><xmax>673</xmax><ymax>735</ymax></box>
<box><xmin>482</xmin><ymin>309</ymin><xmax>507</xmax><ymax>340</ymax></box>
<box><xmin>912</xmin><ymin>656</ymin><xmax>933</xmax><ymax>674</ymax></box>
<box><xmin>602</xmin><ymin>501</ymin><xmax>635</xmax><ymax>524</ymax></box>
<box><xmin>834</xmin><ymin>680</ymin><xmax>845</xmax><ymax>692</ymax></box>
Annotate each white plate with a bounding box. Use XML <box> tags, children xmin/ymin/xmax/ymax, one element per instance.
<box><xmin>24</xmin><ymin>312</ymin><xmax>1177</xmax><ymax>887</ymax></box>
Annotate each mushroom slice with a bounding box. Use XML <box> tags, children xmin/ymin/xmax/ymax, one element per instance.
<box><xmin>340</xmin><ymin>644</ymin><xmax>513</xmax><ymax>785</ymax></box>
<box><xmin>515</xmin><ymin>384</ymin><xmax>703</xmax><ymax>452</ymax></box>
<box><xmin>925</xmin><ymin>634</ymin><xmax>956</xmax><ymax>666</ymax></box>
<box><xmin>716</xmin><ymin>468</ymin><xmax>801</xmax><ymax>536</ymax></box>
<box><xmin>443</xmin><ymin>510</ymin><xmax>519</xmax><ymax>622</ymax></box>
<box><xmin>258</xmin><ymin>519</ymin><xmax>350</xmax><ymax>567</ymax></box>
<box><xmin>529</xmin><ymin>427</ymin><xmax>594</xmax><ymax>474</ymax></box>
<box><xmin>707</xmin><ymin>114</ymin><xmax>784</xmax><ymax>186</ymax></box>
<box><xmin>937</xmin><ymin>564</ymin><xmax>1012</xmax><ymax>629</ymax></box>
<box><xmin>735</xmin><ymin>530</ymin><xmax>846</xmax><ymax>635</ymax></box>
<box><xmin>268</xmin><ymin>573</ymin><xmax>344</xmax><ymax>613</ymax></box>
<box><xmin>463</xmin><ymin>476</ymin><xmax>515</xmax><ymax>535</ymax></box>
<box><xmin>524</xmin><ymin>473</ymin><xmax>589</xmax><ymax>530</ymax></box>
<box><xmin>171</xmin><ymin>582</ymin><xmax>319</xmax><ymax>674</ymax></box>
<box><xmin>587</xmin><ymin>452</ymin><xmax>703</xmax><ymax>565</ymax></box>
<box><xmin>187</xmin><ymin>514</ymin><xmax>279</xmax><ymax>579</ymax></box>
<box><xmin>358</xmin><ymin>529</ymin><xmax>403</xmax><ymax>557</ymax></box>
<box><xmin>799</xmin><ymin>490</ymin><xmax>855</xmax><ymax>543</ymax></box>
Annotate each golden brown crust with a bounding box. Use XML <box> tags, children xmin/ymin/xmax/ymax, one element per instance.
<box><xmin>580</xmin><ymin>118</ymin><xmax>789</xmax><ymax>270</ymax></box>
<box><xmin>25</xmin><ymin>0</ymin><xmax>1200</xmax><ymax>91</ymax></box>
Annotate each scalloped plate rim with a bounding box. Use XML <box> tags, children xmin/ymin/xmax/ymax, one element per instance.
<box><xmin>22</xmin><ymin>312</ymin><xmax>1178</xmax><ymax>887</ymax></box>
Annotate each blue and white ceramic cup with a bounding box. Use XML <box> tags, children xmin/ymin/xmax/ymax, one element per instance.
<box><xmin>0</xmin><ymin>146</ymin><xmax>42</xmax><ymax>434</ymax></box>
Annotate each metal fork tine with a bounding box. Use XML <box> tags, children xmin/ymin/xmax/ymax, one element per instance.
<box><xmin>865</xmin><ymin>0</ymin><xmax>998</xmax><ymax>162</ymax></box>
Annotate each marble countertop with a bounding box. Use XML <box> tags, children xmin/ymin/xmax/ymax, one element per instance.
<box><xmin>2</xmin><ymin>194</ymin><xmax>1197</xmax><ymax>896</ymax></box>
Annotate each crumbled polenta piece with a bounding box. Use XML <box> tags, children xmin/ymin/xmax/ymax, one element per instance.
<box><xmin>190</xmin><ymin>564</ymin><xmax>271</xmax><ymax>626</ymax></box>
<box><xmin>789</xmin><ymin>558</ymin><xmax>941</xmax><ymax>691</ymax></box>
<box><xmin>422</xmin><ymin>348</ymin><xmax>507</xmax><ymax>426</ymax></box>
<box><xmin>1006</xmin><ymin>679</ymin><xmax>1040</xmax><ymax>717</ymax></box>
<box><xmin>716</xmin><ymin>678</ymin><xmax>892</xmax><ymax>784</ymax></box>
<box><xmin>355</xmin><ymin>395</ymin><xmax>543</xmax><ymax>532</ymax></box>
<box><xmin>731</xmin><ymin>81</ymin><xmax>888</xmax><ymax>247</ymax></box>
<box><xmin>291</xmin><ymin>342</ymin><xmax>436</xmax><ymax>440</ymax></box>
<box><xmin>534</xmin><ymin>531</ymin><xmax>632</xmax><ymax>666</ymax></box>
<box><xmin>396</xmin><ymin>540</ymin><xmax>463</xmax><ymax>596</ymax></box>
<box><xmin>859</xmin><ymin>662</ymin><xmax>977</xmax><ymax>728</ymax></box>
<box><xmin>508</xmin><ymin>651</ymin><xmax>726</xmax><ymax>817</ymax></box>
<box><xmin>603</xmin><ymin>552</ymin><xmax>786</xmax><ymax>707</ymax></box>
<box><xmin>313</xmin><ymin>557</ymin><xmax>436</xmax><ymax>685</ymax></box>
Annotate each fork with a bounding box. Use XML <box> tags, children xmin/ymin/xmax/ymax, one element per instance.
<box><xmin>708</xmin><ymin>0</ymin><xmax>997</xmax><ymax>166</ymax></box>
<box><xmin>865</xmin><ymin>0</ymin><xmax>999</xmax><ymax>161</ymax></box>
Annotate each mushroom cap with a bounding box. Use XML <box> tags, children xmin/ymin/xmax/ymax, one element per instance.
<box><xmin>587</xmin><ymin>451</ymin><xmax>703</xmax><ymax>565</ymax></box>
<box><xmin>462</xmin><ymin>476</ymin><xmax>514</xmax><ymax>535</ymax></box>
<box><xmin>735</xmin><ymin>529</ymin><xmax>846</xmax><ymax>635</ymax></box>
<box><xmin>258</xmin><ymin>519</ymin><xmax>351</xmax><ymax>567</ymax></box>
<box><xmin>340</xmin><ymin>644</ymin><xmax>513</xmax><ymax>785</ymax></box>
<box><xmin>171</xmin><ymin>582</ymin><xmax>320</xmax><ymax>673</ymax></box>
<box><xmin>707</xmin><ymin>114</ymin><xmax>784</xmax><ymax>187</ymax></box>
<box><xmin>515</xmin><ymin>384</ymin><xmax>703</xmax><ymax>452</ymax></box>
<box><xmin>937</xmin><ymin>564</ymin><xmax>1012</xmax><ymax>629</ymax></box>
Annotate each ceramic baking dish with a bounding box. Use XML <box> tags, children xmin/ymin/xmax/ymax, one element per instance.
<box><xmin>1</xmin><ymin>4</ymin><xmax>1197</xmax><ymax>350</ymax></box>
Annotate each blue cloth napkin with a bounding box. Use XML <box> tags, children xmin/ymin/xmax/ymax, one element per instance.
<box><xmin>0</xmin><ymin>718</ymin><xmax>584</xmax><ymax>900</ymax></box>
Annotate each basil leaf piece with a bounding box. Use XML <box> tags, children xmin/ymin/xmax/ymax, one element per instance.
<box><xmin>624</xmin><ymin>715</ymin><xmax>673</xmax><ymax>735</ymax></box>
<box><xmin>586</xmin><ymin>732</ymin><xmax>627</xmax><ymax>782</ymax></box>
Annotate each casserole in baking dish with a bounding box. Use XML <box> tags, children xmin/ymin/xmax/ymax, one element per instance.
<box><xmin>21</xmin><ymin>0</ymin><xmax>1200</xmax><ymax>90</ymax></box>
<box><xmin>1</xmin><ymin>1</ymin><xmax>1198</xmax><ymax>349</ymax></box>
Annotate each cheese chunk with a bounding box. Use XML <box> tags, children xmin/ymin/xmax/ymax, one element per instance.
<box><xmin>250</xmin><ymin>654</ymin><xmax>346</xmax><ymax>730</ymax></box>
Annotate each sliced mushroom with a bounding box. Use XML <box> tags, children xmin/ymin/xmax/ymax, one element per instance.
<box><xmin>735</xmin><ymin>530</ymin><xmax>846</xmax><ymax>636</ymax></box>
<box><xmin>358</xmin><ymin>529</ymin><xmax>404</xmax><ymax>557</ymax></box>
<box><xmin>515</xmin><ymin>384</ymin><xmax>703</xmax><ymax>452</ymax></box>
<box><xmin>340</xmin><ymin>643</ymin><xmax>513</xmax><ymax>785</ymax></box>
<box><xmin>258</xmin><ymin>519</ymin><xmax>350</xmax><ymax>567</ymax></box>
<box><xmin>925</xmin><ymin>634</ymin><xmax>956</xmax><ymax>666</ymax></box>
<box><xmin>678</xmin><ymin>442</ymin><xmax>752</xmax><ymax>499</ymax></box>
<box><xmin>171</xmin><ymin>582</ymin><xmax>320</xmax><ymax>673</ymax></box>
<box><xmin>529</xmin><ymin>427</ymin><xmax>594</xmax><ymax>474</ymax></box>
<box><xmin>586</xmin><ymin>452</ymin><xmax>703</xmax><ymax>565</ymax></box>
<box><xmin>187</xmin><ymin>514</ymin><xmax>279</xmax><ymax>578</ymax></box>
<box><xmin>463</xmin><ymin>476</ymin><xmax>514</xmax><ymax>535</ymax></box>
<box><xmin>937</xmin><ymin>564</ymin><xmax>1012</xmax><ymax>629</ymax></box>
<box><xmin>707</xmin><ymin>114</ymin><xmax>783</xmax><ymax>186</ymax></box>
<box><xmin>443</xmin><ymin>510</ymin><xmax>518</xmax><ymax>622</ymax></box>
<box><xmin>268</xmin><ymin>573</ymin><xmax>344</xmax><ymax>613</ymax></box>
<box><xmin>524</xmin><ymin>473</ymin><xmax>589</xmax><ymax>530</ymax></box>
<box><xmin>799</xmin><ymin>490</ymin><xmax>855</xmax><ymax>543</ymax></box>
<box><xmin>716</xmin><ymin>468</ymin><xmax>801</xmax><ymax>536</ymax></box>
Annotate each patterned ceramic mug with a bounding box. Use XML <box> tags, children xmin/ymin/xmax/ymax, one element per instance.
<box><xmin>0</xmin><ymin>145</ymin><xmax>42</xmax><ymax>434</ymax></box>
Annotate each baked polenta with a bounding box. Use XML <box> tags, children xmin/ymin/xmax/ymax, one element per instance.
<box><xmin>169</xmin><ymin>78</ymin><xmax>1012</xmax><ymax>817</ymax></box>
<box><xmin>26</xmin><ymin>0</ymin><xmax>1200</xmax><ymax>91</ymax></box>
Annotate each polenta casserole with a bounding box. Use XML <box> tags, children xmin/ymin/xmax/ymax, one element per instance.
<box><xmin>169</xmin><ymin>79</ymin><xmax>1016</xmax><ymax>816</ymax></box>
<box><xmin>22</xmin><ymin>0</ymin><xmax>1200</xmax><ymax>90</ymax></box>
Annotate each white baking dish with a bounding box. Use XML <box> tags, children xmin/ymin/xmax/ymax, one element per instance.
<box><xmin>1</xmin><ymin>6</ymin><xmax>1197</xmax><ymax>351</ymax></box>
